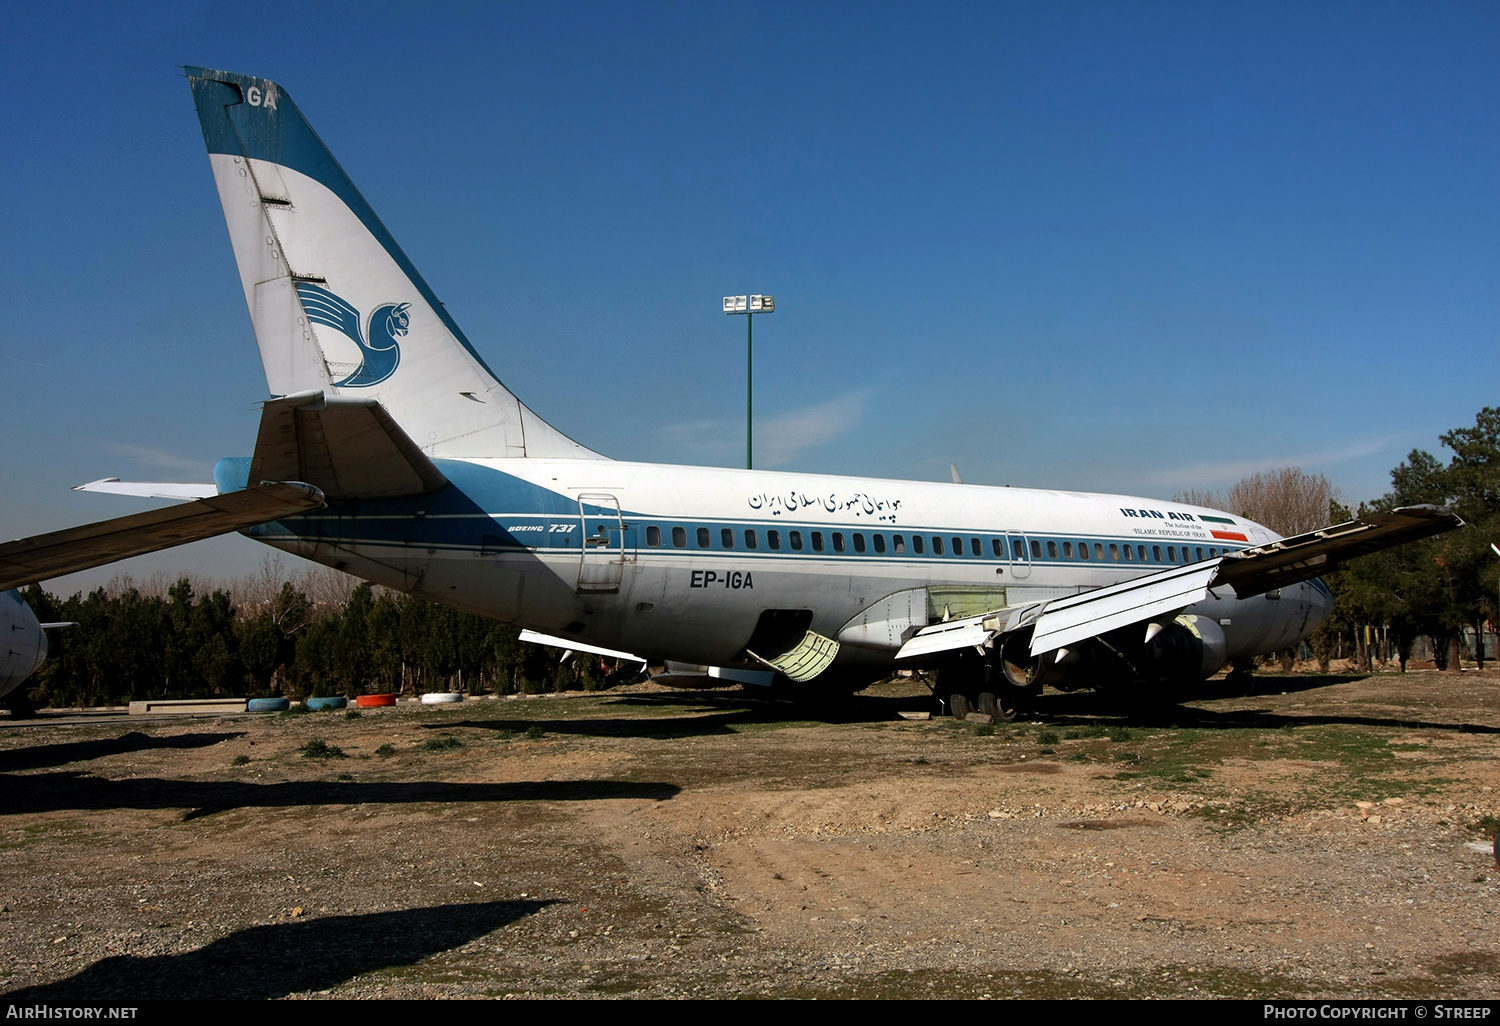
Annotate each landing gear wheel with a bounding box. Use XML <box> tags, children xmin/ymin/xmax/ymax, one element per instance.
<box><xmin>949</xmin><ymin>693</ymin><xmax>971</xmax><ymax>720</ymax></box>
<box><xmin>996</xmin><ymin>683</ymin><xmax>1040</xmax><ymax>723</ymax></box>
<box><xmin>977</xmin><ymin>692</ymin><xmax>998</xmax><ymax>719</ymax></box>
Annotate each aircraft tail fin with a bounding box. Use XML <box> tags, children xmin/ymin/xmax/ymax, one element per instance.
<box><xmin>185</xmin><ymin>66</ymin><xmax>604</xmax><ymax>461</ymax></box>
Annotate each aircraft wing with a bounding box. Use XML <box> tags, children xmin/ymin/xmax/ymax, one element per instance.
<box><xmin>895</xmin><ymin>504</ymin><xmax>1462</xmax><ymax>662</ymax></box>
<box><xmin>895</xmin><ymin>562</ymin><xmax>1221</xmax><ymax>661</ymax></box>
<box><xmin>250</xmin><ymin>391</ymin><xmax>448</xmax><ymax>501</ymax></box>
<box><xmin>1212</xmin><ymin>504</ymin><xmax>1463</xmax><ymax>598</ymax></box>
<box><xmin>0</xmin><ymin>482</ymin><xmax>326</xmax><ymax>591</ymax></box>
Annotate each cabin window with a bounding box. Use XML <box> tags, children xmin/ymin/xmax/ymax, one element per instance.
<box><xmin>1195</xmin><ymin>547</ymin><xmax>1205</xmax><ymax>561</ymax></box>
<box><xmin>932</xmin><ymin>536</ymin><xmax>944</xmax><ymax>555</ymax></box>
<box><xmin>913</xmin><ymin>535</ymin><xmax>925</xmax><ymax>554</ymax></box>
<box><xmin>833</xmin><ymin>532</ymin><xmax>846</xmax><ymax>553</ymax></box>
<box><xmin>1122</xmin><ymin>543</ymin><xmax>1133</xmax><ymax>561</ymax></box>
<box><xmin>1062</xmin><ymin>541</ymin><xmax>1073</xmax><ymax>558</ymax></box>
<box><xmin>672</xmin><ymin>526</ymin><xmax>687</xmax><ymax>548</ymax></box>
<box><xmin>1031</xmin><ymin>539</ymin><xmax>1042</xmax><ymax>559</ymax></box>
<box><xmin>721</xmin><ymin>528</ymin><xmax>735</xmax><ymax>549</ymax></box>
<box><xmin>893</xmin><ymin>534</ymin><xmax>906</xmax><ymax>553</ymax></box>
<box><xmin>1109</xmin><ymin>544</ymin><xmax>1119</xmax><ymax>561</ymax></box>
<box><xmin>1152</xmin><ymin>545</ymin><xmax>1162</xmax><ymax>561</ymax></box>
<box><xmin>1079</xmin><ymin>542</ymin><xmax>1090</xmax><ymax>560</ymax></box>
<box><xmin>992</xmin><ymin>538</ymin><xmax>1004</xmax><ymax>558</ymax></box>
<box><xmin>1137</xmin><ymin>545</ymin><xmax>1146</xmax><ymax>561</ymax></box>
<box><xmin>790</xmin><ymin>530</ymin><xmax>804</xmax><ymax>551</ymax></box>
<box><xmin>1166</xmin><ymin>546</ymin><xmax>1176</xmax><ymax>561</ymax></box>
<box><xmin>744</xmin><ymin>529</ymin><xmax>758</xmax><ymax>550</ymax></box>
<box><xmin>1047</xmin><ymin>540</ymin><xmax>1058</xmax><ymax>559</ymax></box>
<box><xmin>1208</xmin><ymin>547</ymin><xmax>1217</xmax><ymax>557</ymax></box>
<box><xmin>873</xmin><ymin>534</ymin><xmax>886</xmax><ymax>554</ymax></box>
<box><xmin>812</xmin><ymin>531</ymin><xmax>825</xmax><ymax>552</ymax></box>
<box><xmin>646</xmin><ymin>525</ymin><xmax>662</xmax><ymax>547</ymax></box>
<box><xmin>972</xmin><ymin>538</ymin><xmax>983</xmax><ymax>557</ymax></box>
<box><xmin>697</xmin><ymin>527</ymin><xmax>711</xmax><ymax>548</ymax></box>
<box><xmin>952</xmin><ymin>536</ymin><xmax>964</xmax><ymax>556</ymax></box>
<box><xmin>852</xmin><ymin>533</ymin><xmax>866</xmax><ymax>553</ymax></box>
<box><xmin>1011</xmin><ymin>539</ymin><xmax>1024</xmax><ymax>560</ymax></box>
<box><xmin>768</xmin><ymin>530</ymin><xmax>781</xmax><ymax>550</ymax></box>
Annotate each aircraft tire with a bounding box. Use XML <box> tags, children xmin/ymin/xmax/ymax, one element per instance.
<box><xmin>949</xmin><ymin>693</ymin><xmax>971</xmax><ymax>720</ymax></box>
<box><xmin>977</xmin><ymin>692</ymin><xmax>998</xmax><ymax>719</ymax></box>
<box><xmin>997</xmin><ymin>683</ymin><xmax>1039</xmax><ymax>722</ymax></box>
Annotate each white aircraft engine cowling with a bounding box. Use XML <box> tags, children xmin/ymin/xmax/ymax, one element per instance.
<box><xmin>0</xmin><ymin>591</ymin><xmax>47</xmax><ymax>699</ymax></box>
<box><xmin>1175</xmin><ymin>614</ymin><xmax>1229</xmax><ymax>679</ymax></box>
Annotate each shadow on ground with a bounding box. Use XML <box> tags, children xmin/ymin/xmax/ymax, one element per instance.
<box><xmin>442</xmin><ymin>688</ymin><xmax>933</xmax><ymax>740</ymax></box>
<box><xmin>444</xmin><ymin>676</ymin><xmax>1500</xmax><ymax>737</ymax></box>
<box><xmin>2</xmin><ymin>900</ymin><xmax>555</xmax><ymax>1000</ymax></box>
<box><xmin>0</xmin><ymin>731</ymin><xmax>245</xmax><ymax>773</ymax></box>
<box><xmin>0</xmin><ymin>775</ymin><xmax>679</xmax><ymax>818</ymax></box>
<box><xmin>1035</xmin><ymin>681</ymin><xmax>1500</xmax><ymax>734</ymax></box>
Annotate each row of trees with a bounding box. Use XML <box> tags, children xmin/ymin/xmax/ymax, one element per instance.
<box><xmin>12</xmin><ymin>566</ymin><xmax>617</xmax><ymax>711</ymax></box>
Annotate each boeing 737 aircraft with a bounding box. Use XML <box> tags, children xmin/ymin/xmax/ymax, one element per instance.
<box><xmin>0</xmin><ymin>68</ymin><xmax>1463</xmax><ymax>715</ymax></box>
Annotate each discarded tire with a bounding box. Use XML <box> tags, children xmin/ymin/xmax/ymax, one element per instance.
<box><xmin>305</xmin><ymin>696</ymin><xmax>347</xmax><ymax>711</ymax></box>
<box><xmin>247</xmin><ymin>697</ymin><xmax>290</xmax><ymax>712</ymax></box>
<box><xmin>420</xmin><ymin>692</ymin><xmax>464</xmax><ymax>705</ymax></box>
<box><xmin>355</xmin><ymin>694</ymin><xmax>397</xmax><ymax>708</ymax></box>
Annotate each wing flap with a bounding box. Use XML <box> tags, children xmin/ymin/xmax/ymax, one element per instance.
<box><xmin>1028</xmin><ymin>561</ymin><xmax>1221</xmax><ymax>655</ymax></box>
<box><xmin>1212</xmin><ymin>504</ymin><xmax>1463</xmax><ymax>597</ymax></box>
<box><xmin>0</xmin><ymin>482</ymin><xmax>326</xmax><ymax>591</ymax></box>
<box><xmin>73</xmin><ymin>479</ymin><xmax>217</xmax><ymax>501</ymax></box>
<box><xmin>250</xmin><ymin>391</ymin><xmax>448</xmax><ymax>501</ymax></box>
<box><xmin>517</xmin><ymin>629</ymin><xmax>646</xmax><ymax>665</ymax></box>
<box><xmin>895</xmin><ymin>602</ymin><xmax>1044</xmax><ymax>661</ymax></box>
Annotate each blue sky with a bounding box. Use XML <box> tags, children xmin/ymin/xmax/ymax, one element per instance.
<box><xmin>3</xmin><ymin>1</ymin><xmax>1496</xmax><ymax>593</ymax></box>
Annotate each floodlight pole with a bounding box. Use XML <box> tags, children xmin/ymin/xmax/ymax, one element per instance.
<box><xmin>724</xmin><ymin>295</ymin><xmax>774</xmax><ymax>470</ymax></box>
<box><xmin>746</xmin><ymin>312</ymin><xmax>753</xmax><ymax>470</ymax></box>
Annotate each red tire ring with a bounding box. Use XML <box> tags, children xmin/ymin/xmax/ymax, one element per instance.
<box><xmin>355</xmin><ymin>694</ymin><xmax>398</xmax><ymax>708</ymax></box>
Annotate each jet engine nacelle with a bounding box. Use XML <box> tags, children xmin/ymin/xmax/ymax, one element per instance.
<box><xmin>0</xmin><ymin>590</ymin><xmax>48</xmax><ymax>699</ymax></box>
<box><xmin>999</xmin><ymin>614</ymin><xmax>1228</xmax><ymax>695</ymax></box>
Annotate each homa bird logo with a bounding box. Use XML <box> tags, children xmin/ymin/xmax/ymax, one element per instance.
<box><xmin>294</xmin><ymin>282</ymin><xmax>409</xmax><ymax>387</ymax></box>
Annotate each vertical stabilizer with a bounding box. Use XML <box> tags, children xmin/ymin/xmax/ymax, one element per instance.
<box><xmin>185</xmin><ymin>67</ymin><xmax>604</xmax><ymax>460</ymax></box>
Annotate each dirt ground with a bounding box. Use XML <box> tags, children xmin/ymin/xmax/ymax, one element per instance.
<box><xmin>2</xmin><ymin>668</ymin><xmax>1499</xmax><ymax>1000</ymax></box>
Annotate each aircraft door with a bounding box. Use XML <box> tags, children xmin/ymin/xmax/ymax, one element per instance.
<box><xmin>1007</xmin><ymin>532</ymin><xmax>1033</xmax><ymax>579</ymax></box>
<box><xmin>577</xmin><ymin>493</ymin><xmax>628</xmax><ymax>593</ymax></box>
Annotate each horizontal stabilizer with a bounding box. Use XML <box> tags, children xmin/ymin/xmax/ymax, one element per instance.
<box><xmin>74</xmin><ymin>479</ymin><xmax>217</xmax><ymax>501</ymax></box>
<box><xmin>250</xmin><ymin>392</ymin><xmax>448</xmax><ymax>501</ymax></box>
<box><xmin>1212</xmin><ymin>504</ymin><xmax>1463</xmax><ymax>598</ymax></box>
<box><xmin>0</xmin><ymin>482</ymin><xmax>325</xmax><ymax>591</ymax></box>
<box><xmin>517</xmin><ymin>629</ymin><xmax>646</xmax><ymax>665</ymax></box>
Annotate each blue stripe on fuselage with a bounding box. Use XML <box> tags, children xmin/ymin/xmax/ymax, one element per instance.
<box><xmin>222</xmin><ymin>457</ymin><xmax>1245</xmax><ymax>570</ymax></box>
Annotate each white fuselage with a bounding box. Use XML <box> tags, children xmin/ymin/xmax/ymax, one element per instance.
<box><xmin>248</xmin><ymin>458</ymin><xmax>1332</xmax><ymax>673</ymax></box>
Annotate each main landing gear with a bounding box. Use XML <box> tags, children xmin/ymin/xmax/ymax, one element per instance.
<box><xmin>935</xmin><ymin>649</ymin><xmax>1039</xmax><ymax>722</ymax></box>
